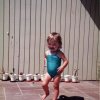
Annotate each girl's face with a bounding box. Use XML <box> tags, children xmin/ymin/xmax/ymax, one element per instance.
<box><xmin>48</xmin><ymin>41</ymin><xmax>59</xmax><ymax>52</ymax></box>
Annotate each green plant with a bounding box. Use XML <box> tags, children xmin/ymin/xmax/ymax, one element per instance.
<box><xmin>73</xmin><ymin>67</ymin><xmax>79</xmax><ymax>76</ymax></box>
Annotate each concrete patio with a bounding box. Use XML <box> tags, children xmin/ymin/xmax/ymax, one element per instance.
<box><xmin>0</xmin><ymin>80</ymin><xmax>99</xmax><ymax>100</ymax></box>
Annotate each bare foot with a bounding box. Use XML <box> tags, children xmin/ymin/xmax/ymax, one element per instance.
<box><xmin>41</xmin><ymin>93</ymin><xmax>49</xmax><ymax>100</ymax></box>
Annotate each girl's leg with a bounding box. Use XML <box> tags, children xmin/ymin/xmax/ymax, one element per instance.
<box><xmin>41</xmin><ymin>73</ymin><xmax>52</xmax><ymax>100</ymax></box>
<box><xmin>53</xmin><ymin>75</ymin><xmax>61</xmax><ymax>100</ymax></box>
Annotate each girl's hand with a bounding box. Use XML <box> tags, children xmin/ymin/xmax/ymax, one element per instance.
<box><xmin>57</xmin><ymin>66</ymin><xmax>64</xmax><ymax>74</ymax></box>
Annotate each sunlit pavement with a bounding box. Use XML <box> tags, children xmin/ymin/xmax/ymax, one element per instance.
<box><xmin>0</xmin><ymin>80</ymin><xmax>99</xmax><ymax>100</ymax></box>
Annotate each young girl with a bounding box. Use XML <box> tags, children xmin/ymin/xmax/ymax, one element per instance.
<box><xmin>42</xmin><ymin>32</ymin><xmax>68</xmax><ymax>100</ymax></box>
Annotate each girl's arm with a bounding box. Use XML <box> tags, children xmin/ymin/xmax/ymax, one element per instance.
<box><xmin>43</xmin><ymin>53</ymin><xmax>47</xmax><ymax>74</ymax></box>
<box><xmin>44</xmin><ymin>54</ymin><xmax>47</xmax><ymax>67</ymax></box>
<box><xmin>57</xmin><ymin>51</ymin><xmax>69</xmax><ymax>74</ymax></box>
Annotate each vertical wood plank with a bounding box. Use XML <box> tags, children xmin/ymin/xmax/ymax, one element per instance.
<box><xmin>30</xmin><ymin>0</ymin><xmax>36</xmax><ymax>74</ymax></box>
<box><xmin>73</xmin><ymin>0</ymin><xmax>81</xmax><ymax>75</ymax></box>
<box><xmin>14</xmin><ymin>0</ymin><xmax>20</xmax><ymax>74</ymax></box>
<box><xmin>92</xmin><ymin>25</ymin><xmax>99</xmax><ymax>80</ymax></box>
<box><xmin>9</xmin><ymin>0</ymin><xmax>14</xmax><ymax>73</ymax></box>
<box><xmin>51</xmin><ymin>0</ymin><xmax>56</xmax><ymax>32</ymax></box>
<box><xmin>78</xmin><ymin>4</ymin><xmax>86</xmax><ymax>80</ymax></box>
<box><xmin>19</xmin><ymin>0</ymin><xmax>25</xmax><ymax>73</ymax></box>
<box><xmin>24</xmin><ymin>0</ymin><xmax>30</xmax><ymax>74</ymax></box>
<box><xmin>68</xmin><ymin>0</ymin><xmax>77</xmax><ymax>75</ymax></box>
<box><xmin>0</xmin><ymin>0</ymin><xmax>3</xmax><ymax>70</ymax></box>
<box><xmin>0</xmin><ymin>0</ymin><xmax>99</xmax><ymax>80</ymax></box>
<box><xmin>56</xmin><ymin>0</ymin><xmax>61</xmax><ymax>33</ymax></box>
<box><xmin>64</xmin><ymin>0</ymin><xmax>71</xmax><ymax>74</ymax></box>
<box><xmin>87</xmin><ymin>0</ymin><xmax>95</xmax><ymax>80</ymax></box>
<box><xmin>82</xmin><ymin>0</ymin><xmax>90</xmax><ymax>80</ymax></box>
<box><xmin>60</xmin><ymin>0</ymin><xmax>67</xmax><ymax>75</ymax></box>
<box><xmin>34</xmin><ymin>0</ymin><xmax>41</xmax><ymax>73</ymax></box>
<box><xmin>40</xmin><ymin>0</ymin><xmax>47</xmax><ymax>74</ymax></box>
<box><xmin>97</xmin><ymin>30</ymin><xmax>100</xmax><ymax>80</ymax></box>
<box><xmin>4</xmin><ymin>0</ymin><xmax>9</xmax><ymax>72</ymax></box>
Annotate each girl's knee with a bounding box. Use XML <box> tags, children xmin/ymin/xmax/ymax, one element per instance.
<box><xmin>53</xmin><ymin>84</ymin><xmax>59</xmax><ymax>89</ymax></box>
<box><xmin>42</xmin><ymin>81</ymin><xmax>47</xmax><ymax>87</ymax></box>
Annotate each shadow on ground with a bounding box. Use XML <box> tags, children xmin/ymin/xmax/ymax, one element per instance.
<box><xmin>58</xmin><ymin>95</ymin><xmax>84</xmax><ymax>100</ymax></box>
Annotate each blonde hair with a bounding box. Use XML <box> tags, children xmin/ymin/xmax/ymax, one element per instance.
<box><xmin>47</xmin><ymin>32</ymin><xmax>62</xmax><ymax>48</ymax></box>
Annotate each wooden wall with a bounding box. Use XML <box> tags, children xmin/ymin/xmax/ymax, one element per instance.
<box><xmin>0</xmin><ymin>0</ymin><xmax>99</xmax><ymax>80</ymax></box>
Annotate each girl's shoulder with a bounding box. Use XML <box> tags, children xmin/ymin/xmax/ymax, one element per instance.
<box><xmin>45</xmin><ymin>50</ymin><xmax>51</xmax><ymax>56</ymax></box>
<box><xmin>57</xmin><ymin>50</ymin><xmax>64</xmax><ymax>58</ymax></box>
<box><xmin>57</xmin><ymin>50</ymin><xmax>63</xmax><ymax>54</ymax></box>
<box><xmin>45</xmin><ymin>50</ymin><xmax>64</xmax><ymax>57</ymax></box>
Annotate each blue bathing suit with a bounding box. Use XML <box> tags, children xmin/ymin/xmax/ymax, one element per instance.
<box><xmin>46</xmin><ymin>52</ymin><xmax>61</xmax><ymax>78</ymax></box>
